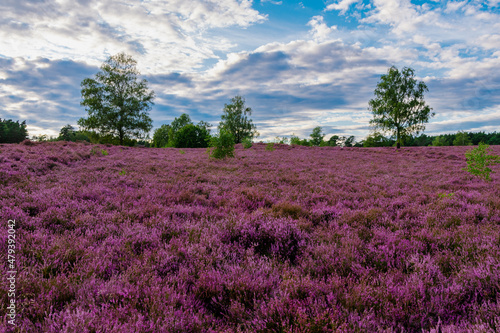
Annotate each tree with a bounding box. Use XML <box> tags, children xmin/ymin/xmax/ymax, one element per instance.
<box><xmin>170</xmin><ymin>114</ymin><xmax>192</xmax><ymax>134</ymax></box>
<box><xmin>0</xmin><ymin>119</ymin><xmax>28</xmax><ymax>143</ymax></box>
<box><xmin>78</xmin><ymin>53</ymin><xmax>154</xmax><ymax>145</ymax></box>
<box><xmin>453</xmin><ymin>131</ymin><xmax>472</xmax><ymax>146</ymax></box>
<box><xmin>310</xmin><ymin>126</ymin><xmax>324</xmax><ymax>146</ymax></box>
<box><xmin>290</xmin><ymin>135</ymin><xmax>301</xmax><ymax>146</ymax></box>
<box><xmin>327</xmin><ymin>135</ymin><xmax>340</xmax><ymax>147</ymax></box>
<box><xmin>174</xmin><ymin>124</ymin><xmax>210</xmax><ymax>148</ymax></box>
<box><xmin>218</xmin><ymin>96</ymin><xmax>257</xmax><ymax>144</ymax></box>
<box><xmin>58</xmin><ymin>124</ymin><xmax>76</xmax><ymax>141</ymax></box>
<box><xmin>168</xmin><ymin>113</ymin><xmax>192</xmax><ymax>146</ymax></box>
<box><xmin>344</xmin><ymin>136</ymin><xmax>355</xmax><ymax>147</ymax></box>
<box><xmin>463</xmin><ymin>143</ymin><xmax>500</xmax><ymax>181</ymax></box>
<box><xmin>369</xmin><ymin>66</ymin><xmax>434</xmax><ymax>149</ymax></box>
<box><xmin>432</xmin><ymin>136</ymin><xmax>448</xmax><ymax>146</ymax></box>
<box><xmin>152</xmin><ymin>124</ymin><xmax>171</xmax><ymax>148</ymax></box>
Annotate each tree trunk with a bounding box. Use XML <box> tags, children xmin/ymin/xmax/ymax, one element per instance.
<box><xmin>119</xmin><ymin>128</ymin><xmax>124</xmax><ymax>146</ymax></box>
<box><xmin>396</xmin><ymin>127</ymin><xmax>401</xmax><ymax>149</ymax></box>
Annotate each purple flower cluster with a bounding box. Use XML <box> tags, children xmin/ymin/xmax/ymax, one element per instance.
<box><xmin>1</xmin><ymin>141</ymin><xmax>500</xmax><ymax>332</ymax></box>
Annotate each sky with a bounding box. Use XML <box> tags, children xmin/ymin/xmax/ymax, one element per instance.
<box><xmin>0</xmin><ymin>0</ymin><xmax>499</xmax><ymax>142</ymax></box>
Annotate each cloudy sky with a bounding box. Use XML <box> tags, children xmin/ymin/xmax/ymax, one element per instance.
<box><xmin>1</xmin><ymin>0</ymin><xmax>499</xmax><ymax>141</ymax></box>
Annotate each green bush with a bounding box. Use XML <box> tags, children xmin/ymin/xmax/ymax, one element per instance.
<box><xmin>463</xmin><ymin>143</ymin><xmax>500</xmax><ymax>181</ymax></box>
<box><xmin>242</xmin><ymin>137</ymin><xmax>253</xmax><ymax>149</ymax></box>
<box><xmin>209</xmin><ymin>131</ymin><xmax>235</xmax><ymax>159</ymax></box>
<box><xmin>266</xmin><ymin>142</ymin><xmax>275</xmax><ymax>151</ymax></box>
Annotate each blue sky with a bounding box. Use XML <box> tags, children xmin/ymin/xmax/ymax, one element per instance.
<box><xmin>0</xmin><ymin>0</ymin><xmax>499</xmax><ymax>141</ymax></box>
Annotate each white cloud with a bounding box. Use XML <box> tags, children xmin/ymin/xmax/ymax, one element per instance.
<box><xmin>326</xmin><ymin>0</ymin><xmax>359</xmax><ymax>15</ymax></box>
<box><xmin>307</xmin><ymin>16</ymin><xmax>337</xmax><ymax>42</ymax></box>
<box><xmin>0</xmin><ymin>0</ymin><xmax>266</xmax><ymax>73</ymax></box>
<box><xmin>445</xmin><ymin>1</ymin><xmax>467</xmax><ymax>13</ymax></box>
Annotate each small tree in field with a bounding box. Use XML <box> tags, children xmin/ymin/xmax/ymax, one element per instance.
<box><xmin>218</xmin><ymin>96</ymin><xmax>257</xmax><ymax>144</ymax></box>
<box><xmin>78</xmin><ymin>53</ymin><xmax>154</xmax><ymax>145</ymax></box>
<box><xmin>463</xmin><ymin>143</ymin><xmax>500</xmax><ymax>181</ymax></box>
<box><xmin>369</xmin><ymin>66</ymin><xmax>434</xmax><ymax>149</ymax></box>
<box><xmin>310</xmin><ymin>126</ymin><xmax>324</xmax><ymax>146</ymax></box>
<box><xmin>208</xmin><ymin>131</ymin><xmax>235</xmax><ymax>159</ymax></box>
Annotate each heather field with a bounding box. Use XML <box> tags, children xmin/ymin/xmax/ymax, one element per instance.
<box><xmin>2</xmin><ymin>141</ymin><xmax>500</xmax><ymax>332</ymax></box>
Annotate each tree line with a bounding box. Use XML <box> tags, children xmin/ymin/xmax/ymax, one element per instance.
<box><xmin>1</xmin><ymin>53</ymin><xmax>497</xmax><ymax>149</ymax></box>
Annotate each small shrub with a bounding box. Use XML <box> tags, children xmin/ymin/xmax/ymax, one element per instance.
<box><xmin>463</xmin><ymin>142</ymin><xmax>500</xmax><ymax>181</ymax></box>
<box><xmin>209</xmin><ymin>131</ymin><xmax>235</xmax><ymax>159</ymax></box>
<box><xmin>242</xmin><ymin>137</ymin><xmax>253</xmax><ymax>149</ymax></box>
<box><xmin>266</xmin><ymin>142</ymin><xmax>275</xmax><ymax>151</ymax></box>
<box><xmin>179</xmin><ymin>149</ymin><xmax>185</xmax><ymax>154</ymax></box>
<box><xmin>101</xmin><ymin>149</ymin><xmax>108</xmax><ymax>156</ymax></box>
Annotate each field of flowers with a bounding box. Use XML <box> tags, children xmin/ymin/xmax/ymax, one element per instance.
<box><xmin>1</xmin><ymin>140</ymin><xmax>500</xmax><ymax>332</ymax></box>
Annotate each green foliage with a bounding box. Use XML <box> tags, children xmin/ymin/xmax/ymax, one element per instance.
<box><xmin>369</xmin><ymin>66</ymin><xmax>434</xmax><ymax>149</ymax></box>
<box><xmin>154</xmin><ymin>116</ymin><xmax>210</xmax><ymax>149</ymax></box>
<box><xmin>266</xmin><ymin>142</ymin><xmax>275</xmax><ymax>151</ymax></box>
<box><xmin>58</xmin><ymin>124</ymin><xmax>75</xmax><ymax>141</ymax></box>
<box><xmin>78</xmin><ymin>53</ymin><xmax>154</xmax><ymax>145</ymax></box>
<box><xmin>274</xmin><ymin>136</ymin><xmax>289</xmax><ymax>145</ymax></box>
<box><xmin>327</xmin><ymin>135</ymin><xmax>339</xmax><ymax>146</ymax></box>
<box><xmin>242</xmin><ymin>137</ymin><xmax>253</xmax><ymax>149</ymax></box>
<box><xmin>218</xmin><ymin>96</ymin><xmax>257</xmax><ymax>144</ymax></box>
<box><xmin>168</xmin><ymin>113</ymin><xmax>192</xmax><ymax>146</ymax></box>
<box><xmin>0</xmin><ymin>118</ymin><xmax>28</xmax><ymax>143</ymax></box>
<box><xmin>119</xmin><ymin>169</ymin><xmax>127</xmax><ymax>176</ymax></box>
<box><xmin>290</xmin><ymin>135</ymin><xmax>301</xmax><ymax>146</ymax></box>
<box><xmin>90</xmin><ymin>147</ymin><xmax>109</xmax><ymax>156</ymax></box>
<box><xmin>438</xmin><ymin>192</ymin><xmax>454</xmax><ymax>198</ymax></box>
<box><xmin>32</xmin><ymin>134</ymin><xmax>54</xmax><ymax>142</ymax></box>
<box><xmin>179</xmin><ymin>150</ymin><xmax>186</xmax><ymax>154</ymax></box>
<box><xmin>173</xmin><ymin>123</ymin><xmax>210</xmax><ymax>148</ymax></box>
<box><xmin>463</xmin><ymin>143</ymin><xmax>500</xmax><ymax>181</ymax></box>
<box><xmin>208</xmin><ymin>131</ymin><xmax>235</xmax><ymax>159</ymax></box>
<box><xmin>432</xmin><ymin>136</ymin><xmax>449</xmax><ymax>146</ymax></box>
<box><xmin>453</xmin><ymin>131</ymin><xmax>472</xmax><ymax>146</ymax></box>
<box><xmin>336</xmin><ymin>136</ymin><xmax>355</xmax><ymax>147</ymax></box>
<box><xmin>152</xmin><ymin>124</ymin><xmax>171</xmax><ymax>148</ymax></box>
<box><xmin>309</xmin><ymin>126</ymin><xmax>324</xmax><ymax>146</ymax></box>
<box><xmin>363</xmin><ymin>132</ymin><xmax>392</xmax><ymax>147</ymax></box>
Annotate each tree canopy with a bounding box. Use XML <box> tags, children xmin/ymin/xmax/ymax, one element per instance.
<box><xmin>309</xmin><ymin>126</ymin><xmax>324</xmax><ymax>146</ymax></box>
<box><xmin>152</xmin><ymin>114</ymin><xmax>211</xmax><ymax>148</ymax></box>
<box><xmin>453</xmin><ymin>131</ymin><xmax>473</xmax><ymax>146</ymax></box>
<box><xmin>369</xmin><ymin>66</ymin><xmax>434</xmax><ymax>149</ymax></box>
<box><xmin>0</xmin><ymin>118</ymin><xmax>28</xmax><ymax>143</ymax></box>
<box><xmin>152</xmin><ymin>124</ymin><xmax>171</xmax><ymax>148</ymax></box>
<box><xmin>218</xmin><ymin>96</ymin><xmax>257</xmax><ymax>144</ymax></box>
<box><xmin>174</xmin><ymin>124</ymin><xmax>210</xmax><ymax>148</ymax></box>
<box><xmin>78</xmin><ymin>53</ymin><xmax>154</xmax><ymax>145</ymax></box>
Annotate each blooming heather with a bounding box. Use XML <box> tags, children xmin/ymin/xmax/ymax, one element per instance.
<box><xmin>0</xmin><ymin>141</ymin><xmax>500</xmax><ymax>332</ymax></box>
